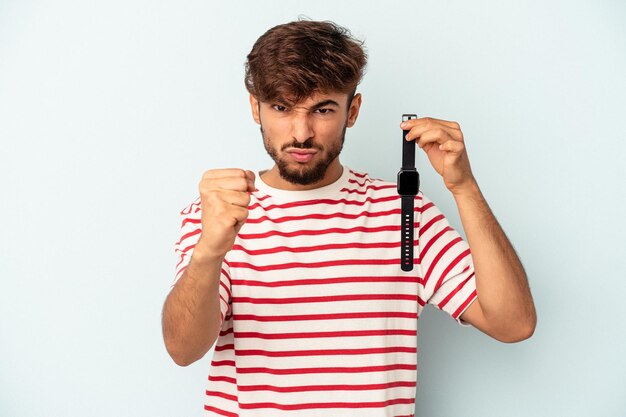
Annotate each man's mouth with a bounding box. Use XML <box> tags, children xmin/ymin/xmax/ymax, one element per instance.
<box><xmin>286</xmin><ymin>149</ymin><xmax>318</xmax><ymax>163</ymax></box>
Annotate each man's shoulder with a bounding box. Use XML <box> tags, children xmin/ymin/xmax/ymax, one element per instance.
<box><xmin>179</xmin><ymin>196</ymin><xmax>201</xmax><ymax>217</ymax></box>
<box><xmin>345</xmin><ymin>168</ymin><xmax>395</xmax><ymax>189</ymax></box>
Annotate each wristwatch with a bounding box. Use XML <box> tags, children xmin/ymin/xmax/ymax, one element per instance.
<box><xmin>397</xmin><ymin>114</ymin><xmax>419</xmax><ymax>272</ymax></box>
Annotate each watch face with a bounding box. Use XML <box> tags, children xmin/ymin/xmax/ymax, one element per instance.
<box><xmin>397</xmin><ymin>171</ymin><xmax>419</xmax><ymax>195</ymax></box>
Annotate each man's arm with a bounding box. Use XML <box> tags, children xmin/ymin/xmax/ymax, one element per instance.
<box><xmin>452</xmin><ymin>181</ymin><xmax>536</xmax><ymax>342</ymax></box>
<box><xmin>162</xmin><ymin>251</ymin><xmax>224</xmax><ymax>366</ymax></box>
<box><xmin>162</xmin><ymin>169</ymin><xmax>255</xmax><ymax>365</ymax></box>
<box><xmin>401</xmin><ymin>117</ymin><xmax>536</xmax><ymax>342</ymax></box>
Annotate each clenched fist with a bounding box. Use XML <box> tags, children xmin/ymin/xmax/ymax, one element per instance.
<box><xmin>195</xmin><ymin>169</ymin><xmax>256</xmax><ymax>259</ymax></box>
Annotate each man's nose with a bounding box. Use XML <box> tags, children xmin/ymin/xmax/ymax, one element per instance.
<box><xmin>291</xmin><ymin>111</ymin><xmax>314</xmax><ymax>143</ymax></box>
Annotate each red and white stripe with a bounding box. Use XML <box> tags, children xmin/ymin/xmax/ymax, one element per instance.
<box><xmin>172</xmin><ymin>167</ymin><xmax>476</xmax><ymax>417</ymax></box>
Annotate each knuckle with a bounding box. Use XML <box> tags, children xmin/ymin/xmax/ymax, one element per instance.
<box><xmin>238</xmin><ymin>176</ymin><xmax>250</xmax><ymax>187</ymax></box>
<box><xmin>450</xmin><ymin>140</ymin><xmax>463</xmax><ymax>151</ymax></box>
<box><xmin>201</xmin><ymin>188</ymin><xmax>220</xmax><ymax>203</ymax></box>
<box><xmin>202</xmin><ymin>169</ymin><xmax>216</xmax><ymax>180</ymax></box>
<box><xmin>199</xmin><ymin>177</ymin><xmax>215</xmax><ymax>191</ymax></box>
<box><xmin>213</xmin><ymin>201</ymin><xmax>231</xmax><ymax>216</ymax></box>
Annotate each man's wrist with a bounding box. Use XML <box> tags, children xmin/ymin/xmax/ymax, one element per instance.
<box><xmin>450</xmin><ymin>178</ymin><xmax>481</xmax><ymax>201</ymax></box>
<box><xmin>190</xmin><ymin>240</ymin><xmax>226</xmax><ymax>266</ymax></box>
<box><xmin>182</xmin><ymin>244</ymin><xmax>225</xmax><ymax>291</ymax></box>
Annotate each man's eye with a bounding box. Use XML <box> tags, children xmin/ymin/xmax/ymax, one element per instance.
<box><xmin>315</xmin><ymin>108</ymin><xmax>333</xmax><ymax>115</ymax></box>
<box><xmin>273</xmin><ymin>105</ymin><xmax>288</xmax><ymax>112</ymax></box>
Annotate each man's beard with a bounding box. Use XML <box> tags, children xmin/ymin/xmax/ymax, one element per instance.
<box><xmin>261</xmin><ymin>123</ymin><xmax>347</xmax><ymax>186</ymax></box>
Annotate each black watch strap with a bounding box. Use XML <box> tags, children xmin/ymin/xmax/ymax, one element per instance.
<box><xmin>402</xmin><ymin>127</ymin><xmax>415</xmax><ymax>169</ymax></box>
<box><xmin>401</xmin><ymin>195</ymin><xmax>415</xmax><ymax>271</ymax></box>
<box><xmin>400</xmin><ymin>114</ymin><xmax>418</xmax><ymax>272</ymax></box>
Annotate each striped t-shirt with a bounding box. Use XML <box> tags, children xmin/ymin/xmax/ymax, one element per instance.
<box><xmin>173</xmin><ymin>167</ymin><xmax>477</xmax><ymax>417</ymax></box>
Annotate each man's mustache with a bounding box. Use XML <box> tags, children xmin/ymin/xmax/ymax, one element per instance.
<box><xmin>281</xmin><ymin>139</ymin><xmax>322</xmax><ymax>151</ymax></box>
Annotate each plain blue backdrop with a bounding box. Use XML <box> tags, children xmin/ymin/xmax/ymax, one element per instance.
<box><xmin>1</xmin><ymin>1</ymin><xmax>625</xmax><ymax>416</ymax></box>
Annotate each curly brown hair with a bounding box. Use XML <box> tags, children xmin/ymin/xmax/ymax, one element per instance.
<box><xmin>244</xmin><ymin>20</ymin><xmax>368</xmax><ymax>106</ymax></box>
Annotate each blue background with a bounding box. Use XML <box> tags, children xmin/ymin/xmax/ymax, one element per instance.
<box><xmin>1</xmin><ymin>1</ymin><xmax>625</xmax><ymax>416</ymax></box>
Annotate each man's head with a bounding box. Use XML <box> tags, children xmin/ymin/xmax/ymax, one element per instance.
<box><xmin>245</xmin><ymin>20</ymin><xmax>368</xmax><ymax>187</ymax></box>
<box><xmin>245</xmin><ymin>19</ymin><xmax>368</xmax><ymax>106</ymax></box>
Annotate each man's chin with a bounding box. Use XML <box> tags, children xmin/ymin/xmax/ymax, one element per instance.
<box><xmin>277</xmin><ymin>163</ymin><xmax>326</xmax><ymax>186</ymax></box>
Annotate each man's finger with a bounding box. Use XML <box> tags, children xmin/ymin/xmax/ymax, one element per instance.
<box><xmin>202</xmin><ymin>168</ymin><xmax>248</xmax><ymax>180</ymax></box>
<box><xmin>244</xmin><ymin>170</ymin><xmax>257</xmax><ymax>191</ymax></box>
<box><xmin>216</xmin><ymin>189</ymin><xmax>251</xmax><ymax>208</ymax></box>
<box><xmin>244</xmin><ymin>170</ymin><xmax>256</xmax><ymax>182</ymax></box>
<box><xmin>200</xmin><ymin>176</ymin><xmax>251</xmax><ymax>192</ymax></box>
<box><xmin>400</xmin><ymin>116</ymin><xmax>460</xmax><ymax>131</ymax></box>
<box><xmin>439</xmin><ymin>139</ymin><xmax>465</xmax><ymax>154</ymax></box>
<box><xmin>404</xmin><ymin>122</ymin><xmax>463</xmax><ymax>143</ymax></box>
<box><xmin>414</xmin><ymin>128</ymin><xmax>457</xmax><ymax>148</ymax></box>
<box><xmin>214</xmin><ymin>205</ymin><xmax>249</xmax><ymax>229</ymax></box>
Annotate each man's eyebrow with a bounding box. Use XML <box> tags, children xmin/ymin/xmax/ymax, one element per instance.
<box><xmin>271</xmin><ymin>98</ymin><xmax>341</xmax><ymax>109</ymax></box>
<box><xmin>274</xmin><ymin>98</ymin><xmax>294</xmax><ymax>106</ymax></box>
<box><xmin>310</xmin><ymin>99</ymin><xmax>340</xmax><ymax>110</ymax></box>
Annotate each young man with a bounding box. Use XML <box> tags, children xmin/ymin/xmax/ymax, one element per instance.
<box><xmin>162</xmin><ymin>20</ymin><xmax>536</xmax><ymax>417</ymax></box>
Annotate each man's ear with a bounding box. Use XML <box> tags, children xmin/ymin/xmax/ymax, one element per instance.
<box><xmin>249</xmin><ymin>94</ymin><xmax>261</xmax><ymax>125</ymax></box>
<box><xmin>346</xmin><ymin>93</ymin><xmax>362</xmax><ymax>128</ymax></box>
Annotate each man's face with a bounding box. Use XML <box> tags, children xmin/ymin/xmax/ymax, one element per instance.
<box><xmin>250</xmin><ymin>91</ymin><xmax>362</xmax><ymax>186</ymax></box>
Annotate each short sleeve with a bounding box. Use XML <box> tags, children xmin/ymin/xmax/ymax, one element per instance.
<box><xmin>417</xmin><ymin>193</ymin><xmax>477</xmax><ymax>325</ymax></box>
<box><xmin>172</xmin><ymin>197</ymin><xmax>232</xmax><ymax>325</ymax></box>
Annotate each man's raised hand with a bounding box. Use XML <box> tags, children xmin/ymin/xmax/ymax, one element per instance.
<box><xmin>195</xmin><ymin>169</ymin><xmax>256</xmax><ymax>259</ymax></box>
<box><xmin>401</xmin><ymin>117</ymin><xmax>476</xmax><ymax>196</ymax></box>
